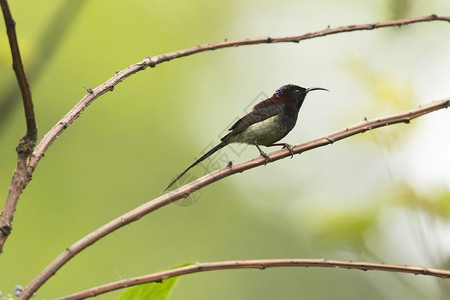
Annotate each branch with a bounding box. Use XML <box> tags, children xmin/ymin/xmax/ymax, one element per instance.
<box><xmin>0</xmin><ymin>0</ymin><xmax>37</xmax><ymax>144</ymax></box>
<box><xmin>2</xmin><ymin>14</ymin><xmax>448</xmax><ymax>255</ymax></box>
<box><xmin>57</xmin><ymin>258</ymin><xmax>450</xmax><ymax>300</ymax></box>
<box><xmin>0</xmin><ymin>0</ymin><xmax>86</xmax><ymax>134</ymax></box>
<box><xmin>0</xmin><ymin>0</ymin><xmax>37</xmax><ymax>251</ymax></box>
<box><xmin>142</xmin><ymin>14</ymin><xmax>450</xmax><ymax>66</ymax></box>
<box><xmin>19</xmin><ymin>98</ymin><xmax>450</xmax><ymax>300</ymax></box>
<box><xmin>26</xmin><ymin>14</ymin><xmax>450</xmax><ymax>172</ymax></box>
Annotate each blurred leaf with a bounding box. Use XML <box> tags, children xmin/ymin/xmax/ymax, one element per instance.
<box><xmin>116</xmin><ymin>263</ymin><xmax>192</xmax><ymax>300</ymax></box>
<box><xmin>386</xmin><ymin>0</ymin><xmax>415</xmax><ymax>20</ymax></box>
<box><xmin>393</xmin><ymin>184</ymin><xmax>450</xmax><ymax>219</ymax></box>
<box><xmin>304</xmin><ymin>207</ymin><xmax>379</xmax><ymax>249</ymax></box>
<box><xmin>348</xmin><ymin>58</ymin><xmax>416</xmax><ymax>111</ymax></box>
<box><xmin>347</xmin><ymin>58</ymin><xmax>417</xmax><ymax>147</ymax></box>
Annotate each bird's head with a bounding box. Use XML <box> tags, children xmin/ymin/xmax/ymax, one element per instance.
<box><xmin>274</xmin><ymin>84</ymin><xmax>328</xmax><ymax>110</ymax></box>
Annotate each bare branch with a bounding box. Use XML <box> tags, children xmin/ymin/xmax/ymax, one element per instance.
<box><xmin>142</xmin><ymin>14</ymin><xmax>450</xmax><ymax>67</ymax></box>
<box><xmin>2</xmin><ymin>14</ymin><xmax>448</xmax><ymax>255</ymax></box>
<box><xmin>56</xmin><ymin>258</ymin><xmax>450</xmax><ymax>300</ymax></box>
<box><xmin>0</xmin><ymin>0</ymin><xmax>86</xmax><ymax>133</ymax></box>
<box><xmin>0</xmin><ymin>0</ymin><xmax>37</xmax><ymax>252</ymax></box>
<box><xmin>0</xmin><ymin>0</ymin><xmax>37</xmax><ymax>144</ymax></box>
<box><xmin>27</xmin><ymin>14</ymin><xmax>450</xmax><ymax>173</ymax></box>
<box><xmin>18</xmin><ymin>98</ymin><xmax>450</xmax><ymax>300</ymax></box>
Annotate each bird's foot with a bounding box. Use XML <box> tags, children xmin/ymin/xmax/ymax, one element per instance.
<box><xmin>254</xmin><ymin>142</ymin><xmax>270</xmax><ymax>165</ymax></box>
<box><xmin>268</xmin><ymin>143</ymin><xmax>294</xmax><ymax>158</ymax></box>
<box><xmin>261</xmin><ymin>152</ymin><xmax>270</xmax><ymax>165</ymax></box>
<box><xmin>281</xmin><ymin>143</ymin><xmax>294</xmax><ymax>158</ymax></box>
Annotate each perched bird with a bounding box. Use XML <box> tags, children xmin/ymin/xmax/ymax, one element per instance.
<box><xmin>164</xmin><ymin>84</ymin><xmax>328</xmax><ymax>191</ymax></box>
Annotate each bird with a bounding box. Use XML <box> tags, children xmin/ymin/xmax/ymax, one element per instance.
<box><xmin>164</xmin><ymin>84</ymin><xmax>328</xmax><ymax>192</ymax></box>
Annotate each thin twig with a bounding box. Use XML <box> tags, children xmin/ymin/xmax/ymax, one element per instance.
<box><xmin>0</xmin><ymin>0</ymin><xmax>37</xmax><ymax>250</ymax></box>
<box><xmin>141</xmin><ymin>14</ymin><xmax>450</xmax><ymax>67</ymax></box>
<box><xmin>0</xmin><ymin>0</ymin><xmax>36</xmax><ymax>143</ymax></box>
<box><xmin>0</xmin><ymin>0</ymin><xmax>87</xmax><ymax>133</ymax></box>
<box><xmin>19</xmin><ymin>98</ymin><xmax>450</xmax><ymax>300</ymax></box>
<box><xmin>57</xmin><ymin>258</ymin><xmax>450</xmax><ymax>300</ymax></box>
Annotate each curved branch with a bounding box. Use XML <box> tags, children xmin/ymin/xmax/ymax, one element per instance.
<box><xmin>57</xmin><ymin>258</ymin><xmax>450</xmax><ymax>300</ymax></box>
<box><xmin>27</xmin><ymin>14</ymin><xmax>450</xmax><ymax>171</ymax></box>
<box><xmin>142</xmin><ymin>14</ymin><xmax>450</xmax><ymax>67</ymax></box>
<box><xmin>19</xmin><ymin>98</ymin><xmax>450</xmax><ymax>299</ymax></box>
<box><xmin>2</xmin><ymin>14</ymin><xmax>448</xmax><ymax>255</ymax></box>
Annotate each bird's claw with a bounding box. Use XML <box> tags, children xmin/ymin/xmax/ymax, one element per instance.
<box><xmin>254</xmin><ymin>142</ymin><xmax>270</xmax><ymax>165</ymax></box>
<box><xmin>261</xmin><ymin>152</ymin><xmax>270</xmax><ymax>165</ymax></box>
<box><xmin>282</xmin><ymin>144</ymin><xmax>295</xmax><ymax>158</ymax></box>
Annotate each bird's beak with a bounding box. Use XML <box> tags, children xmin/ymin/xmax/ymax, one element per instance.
<box><xmin>306</xmin><ymin>87</ymin><xmax>329</xmax><ymax>93</ymax></box>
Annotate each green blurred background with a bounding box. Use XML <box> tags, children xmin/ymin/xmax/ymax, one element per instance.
<box><xmin>1</xmin><ymin>0</ymin><xmax>449</xmax><ymax>299</ymax></box>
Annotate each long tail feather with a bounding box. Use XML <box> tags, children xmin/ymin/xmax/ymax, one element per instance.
<box><xmin>163</xmin><ymin>141</ymin><xmax>227</xmax><ymax>192</ymax></box>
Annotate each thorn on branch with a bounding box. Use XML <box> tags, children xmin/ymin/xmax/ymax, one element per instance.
<box><xmin>59</xmin><ymin>121</ymin><xmax>68</xmax><ymax>129</ymax></box>
<box><xmin>138</xmin><ymin>62</ymin><xmax>147</xmax><ymax>71</ymax></box>
<box><xmin>325</xmin><ymin>137</ymin><xmax>335</xmax><ymax>144</ymax></box>
<box><xmin>147</xmin><ymin>56</ymin><xmax>157</xmax><ymax>68</ymax></box>
<box><xmin>85</xmin><ymin>87</ymin><xmax>94</xmax><ymax>94</ymax></box>
<box><xmin>0</xmin><ymin>224</ymin><xmax>12</xmax><ymax>236</ymax></box>
<box><xmin>4</xmin><ymin>16</ymin><xmax>15</xmax><ymax>27</ymax></box>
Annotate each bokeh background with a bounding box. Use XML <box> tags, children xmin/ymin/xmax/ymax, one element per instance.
<box><xmin>1</xmin><ymin>0</ymin><xmax>449</xmax><ymax>299</ymax></box>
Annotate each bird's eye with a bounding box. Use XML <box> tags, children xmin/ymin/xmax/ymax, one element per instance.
<box><xmin>295</xmin><ymin>90</ymin><xmax>300</xmax><ymax>94</ymax></box>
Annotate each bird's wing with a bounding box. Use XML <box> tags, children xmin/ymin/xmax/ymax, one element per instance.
<box><xmin>228</xmin><ymin>101</ymin><xmax>285</xmax><ymax>133</ymax></box>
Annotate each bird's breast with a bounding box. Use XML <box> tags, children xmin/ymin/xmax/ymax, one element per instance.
<box><xmin>228</xmin><ymin>111</ymin><xmax>296</xmax><ymax>146</ymax></box>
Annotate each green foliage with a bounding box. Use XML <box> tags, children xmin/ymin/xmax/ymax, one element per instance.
<box><xmin>302</xmin><ymin>207</ymin><xmax>379</xmax><ymax>250</ymax></box>
<box><xmin>115</xmin><ymin>279</ymin><xmax>178</xmax><ymax>300</ymax></box>
<box><xmin>348</xmin><ymin>58</ymin><xmax>417</xmax><ymax>112</ymax></box>
<box><xmin>116</xmin><ymin>263</ymin><xmax>192</xmax><ymax>300</ymax></box>
<box><xmin>385</xmin><ymin>0</ymin><xmax>416</xmax><ymax>19</ymax></box>
<box><xmin>394</xmin><ymin>184</ymin><xmax>450</xmax><ymax>219</ymax></box>
<box><xmin>346</xmin><ymin>58</ymin><xmax>417</xmax><ymax>148</ymax></box>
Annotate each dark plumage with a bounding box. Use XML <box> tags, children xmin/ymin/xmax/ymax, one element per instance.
<box><xmin>164</xmin><ymin>84</ymin><xmax>328</xmax><ymax>191</ymax></box>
